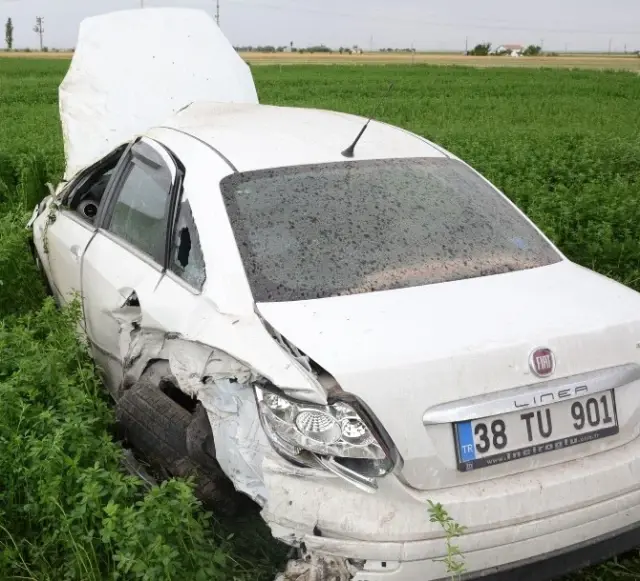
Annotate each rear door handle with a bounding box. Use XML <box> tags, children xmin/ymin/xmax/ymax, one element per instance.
<box><xmin>70</xmin><ymin>245</ymin><xmax>81</xmax><ymax>260</ymax></box>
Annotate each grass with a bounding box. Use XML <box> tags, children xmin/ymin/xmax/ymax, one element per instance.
<box><xmin>1</xmin><ymin>56</ymin><xmax>640</xmax><ymax>579</ymax></box>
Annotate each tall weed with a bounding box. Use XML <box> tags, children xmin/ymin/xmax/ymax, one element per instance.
<box><xmin>0</xmin><ymin>296</ymin><xmax>280</xmax><ymax>580</ymax></box>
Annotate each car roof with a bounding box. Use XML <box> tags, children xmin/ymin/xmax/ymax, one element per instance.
<box><xmin>159</xmin><ymin>102</ymin><xmax>449</xmax><ymax>172</ymax></box>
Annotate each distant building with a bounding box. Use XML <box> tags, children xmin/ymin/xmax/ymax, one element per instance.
<box><xmin>494</xmin><ymin>44</ymin><xmax>524</xmax><ymax>57</ymax></box>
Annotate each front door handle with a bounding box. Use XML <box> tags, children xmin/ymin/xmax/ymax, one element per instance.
<box><xmin>70</xmin><ymin>245</ymin><xmax>81</xmax><ymax>260</ymax></box>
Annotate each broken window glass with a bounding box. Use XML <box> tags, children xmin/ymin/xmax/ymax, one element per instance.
<box><xmin>220</xmin><ymin>158</ymin><xmax>562</xmax><ymax>302</ymax></box>
<box><xmin>107</xmin><ymin>147</ymin><xmax>172</xmax><ymax>264</ymax></box>
<box><xmin>170</xmin><ymin>199</ymin><xmax>206</xmax><ymax>290</ymax></box>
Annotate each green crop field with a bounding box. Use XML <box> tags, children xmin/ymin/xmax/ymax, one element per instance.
<box><xmin>1</xmin><ymin>57</ymin><xmax>640</xmax><ymax>580</ymax></box>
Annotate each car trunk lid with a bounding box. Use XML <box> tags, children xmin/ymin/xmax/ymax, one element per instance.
<box><xmin>257</xmin><ymin>260</ymin><xmax>640</xmax><ymax>489</ymax></box>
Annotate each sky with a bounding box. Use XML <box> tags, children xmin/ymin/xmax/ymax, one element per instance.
<box><xmin>1</xmin><ymin>0</ymin><xmax>639</xmax><ymax>53</ymax></box>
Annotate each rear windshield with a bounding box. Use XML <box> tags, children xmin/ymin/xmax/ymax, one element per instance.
<box><xmin>220</xmin><ymin>158</ymin><xmax>561</xmax><ymax>302</ymax></box>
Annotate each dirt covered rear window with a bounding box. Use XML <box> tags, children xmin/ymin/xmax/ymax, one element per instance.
<box><xmin>220</xmin><ymin>158</ymin><xmax>561</xmax><ymax>302</ymax></box>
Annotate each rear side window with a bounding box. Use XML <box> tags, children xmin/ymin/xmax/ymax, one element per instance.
<box><xmin>106</xmin><ymin>144</ymin><xmax>173</xmax><ymax>264</ymax></box>
<box><xmin>220</xmin><ymin>158</ymin><xmax>561</xmax><ymax>302</ymax></box>
<box><xmin>170</xmin><ymin>200</ymin><xmax>206</xmax><ymax>290</ymax></box>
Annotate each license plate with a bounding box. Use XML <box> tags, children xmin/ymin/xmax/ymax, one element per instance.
<box><xmin>454</xmin><ymin>390</ymin><xmax>619</xmax><ymax>472</ymax></box>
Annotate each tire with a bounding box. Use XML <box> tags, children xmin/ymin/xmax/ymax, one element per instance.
<box><xmin>116</xmin><ymin>361</ymin><xmax>243</xmax><ymax>514</ymax></box>
<box><xmin>116</xmin><ymin>382</ymin><xmax>192</xmax><ymax>468</ymax></box>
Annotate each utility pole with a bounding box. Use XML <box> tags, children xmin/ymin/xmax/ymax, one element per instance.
<box><xmin>608</xmin><ymin>38</ymin><xmax>612</xmax><ymax>53</ymax></box>
<box><xmin>216</xmin><ymin>0</ymin><xmax>220</xmax><ymax>26</ymax></box>
<box><xmin>33</xmin><ymin>16</ymin><xmax>44</xmax><ymax>51</ymax></box>
<box><xmin>140</xmin><ymin>0</ymin><xmax>144</xmax><ymax>7</ymax></box>
<box><xmin>465</xmin><ymin>36</ymin><xmax>468</xmax><ymax>54</ymax></box>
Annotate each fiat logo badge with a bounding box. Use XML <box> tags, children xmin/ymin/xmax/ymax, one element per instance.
<box><xmin>530</xmin><ymin>347</ymin><xmax>555</xmax><ymax>378</ymax></box>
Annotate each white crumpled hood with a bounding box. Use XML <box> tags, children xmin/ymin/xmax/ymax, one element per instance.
<box><xmin>59</xmin><ymin>7</ymin><xmax>258</xmax><ymax>180</ymax></box>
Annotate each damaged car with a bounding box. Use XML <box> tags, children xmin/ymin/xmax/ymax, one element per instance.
<box><xmin>28</xmin><ymin>7</ymin><xmax>640</xmax><ymax>581</ymax></box>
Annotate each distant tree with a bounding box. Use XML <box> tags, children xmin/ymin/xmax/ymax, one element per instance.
<box><xmin>523</xmin><ymin>44</ymin><xmax>542</xmax><ymax>56</ymax></box>
<box><xmin>307</xmin><ymin>44</ymin><xmax>331</xmax><ymax>53</ymax></box>
<box><xmin>5</xmin><ymin>17</ymin><xmax>13</xmax><ymax>50</ymax></box>
<box><xmin>468</xmin><ymin>42</ymin><xmax>491</xmax><ymax>56</ymax></box>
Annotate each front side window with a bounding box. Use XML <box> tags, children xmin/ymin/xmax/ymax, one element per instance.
<box><xmin>220</xmin><ymin>158</ymin><xmax>562</xmax><ymax>303</ymax></box>
<box><xmin>64</xmin><ymin>144</ymin><xmax>128</xmax><ymax>222</ymax></box>
<box><xmin>170</xmin><ymin>199</ymin><xmax>206</xmax><ymax>290</ymax></box>
<box><xmin>106</xmin><ymin>143</ymin><xmax>173</xmax><ymax>264</ymax></box>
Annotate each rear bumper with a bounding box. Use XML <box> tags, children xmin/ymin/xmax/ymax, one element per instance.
<box><xmin>340</xmin><ymin>494</ymin><xmax>640</xmax><ymax>581</ymax></box>
<box><xmin>460</xmin><ymin>521</ymin><xmax>640</xmax><ymax>581</ymax></box>
<box><xmin>346</xmin><ymin>522</ymin><xmax>640</xmax><ymax>580</ymax></box>
<box><xmin>262</xmin><ymin>444</ymin><xmax>640</xmax><ymax>581</ymax></box>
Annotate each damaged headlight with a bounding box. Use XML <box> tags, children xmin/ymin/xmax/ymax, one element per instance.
<box><xmin>255</xmin><ymin>386</ymin><xmax>395</xmax><ymax>477</ymax></box>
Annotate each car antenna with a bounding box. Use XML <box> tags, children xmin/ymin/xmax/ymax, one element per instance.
<box><xmin>341</xmin><ymin>82</ymin><xmax>394</xmax><ymax>158</ymax></box>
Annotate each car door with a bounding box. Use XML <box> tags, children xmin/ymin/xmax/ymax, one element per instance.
<box><xmin>42</xmin><ymin>144</ymin><xmax>128</xmax><ymax>305</ymax></box>
<box><xmin>80</xmin><ymin>136</ymin><xmax>182</xmax><ymax>395</ymax></box>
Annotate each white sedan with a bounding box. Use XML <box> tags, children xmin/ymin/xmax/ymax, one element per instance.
<box><xmin>29</xmin><ymin>8</ymin><xmax>640</xmax><ymax>581</ymax></box>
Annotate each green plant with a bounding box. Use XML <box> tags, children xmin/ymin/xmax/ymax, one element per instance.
<box><xmin>3</xmin><ymin>57</ymin><xmax>640</xmax><ymax>581</ymax></box>
<box><xmin>427</xmin><ymin>500</ymin><xmax>467</xmax><ymax>578</ymax></box>
<box><xmin>0</xmin><ymin>208</ymin><xmax>46</xmax><ymax>319</ymax></box>
<box><xmin>467</xmin><ymin>42</ymin><xmax>491</xmax><ymax>56</ymax></box>
<box><xmin>523</xmin><ymin>44</ymin><xmax>543</xmax><ymax>56</ymax></box>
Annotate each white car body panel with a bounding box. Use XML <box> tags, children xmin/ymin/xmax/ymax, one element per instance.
<box><xmin>41</xmin><ymin>211</ymin><xmax>93</xmax><ymax>304</ymax></box>
<box><xmin>257</xmin><ymin>260</ymin><xmax>640</xmax><ymax>487</ymax></box>
<box><xmin>81</xmin><ymin>232</ymin><xmax>165</xmax><ymax>387</ymax></box>
<box><xmin>165</xmin><ymin>102</ymin><xmax>447</xmax><ymax>171</ymax></box>
<box><xmin>141</xmin><ymin>127</ymin><xmax>326</xmax><ymax>401</ymax></box>
<box><xmin>59</xmin><ymin>8</ymin><xmax>258</xmax><ymax>180</ymax></box>
<box><xmin>263</xmin><ymin>435</ymin><xmax>640</xmax><ymax>578</ymax></box>
<box><xmin>29</xmin><ymin>10</ymin><xmax>640</xmax><ymax>577</ymax></box>
<box><xmin>144</xmin><ymin>126</ymin><xmax>258</xmax><ymax>319</ymax></box>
